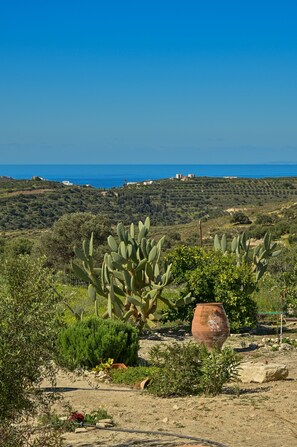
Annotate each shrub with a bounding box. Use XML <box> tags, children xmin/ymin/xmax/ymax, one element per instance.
<box><xmin>110</xmin><ymin>366</ymin><xmax>157</xmax><ymax>385</ymax></box>
<box><xmin>147</xmin><ymin>342</ymin><xmax>239</xmax><ymax>397</ymax></box>
<box><xmin>0</xmin><ymin>256</ymin><xmax>62</xmax><ymax>445</ymax></box>
<box><xmin>58</xmin><ymin>317</ymin><xmax>139</xmax><ymax>369</ymax></box>
<box><xmin>165</xmin><ymin>246</ymin><xmax>258</xmax><ymax>331</ymax></box>
<box><xmin>230</xmin><ymin>211</ymin><xmax>251</xmax><ymax>225</ymax></box>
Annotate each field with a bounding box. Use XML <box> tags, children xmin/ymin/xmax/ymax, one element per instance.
<box><xmin>2</xmin><ymin>176</ymin><xmax>297</xmax><ymax>231</ymax></box>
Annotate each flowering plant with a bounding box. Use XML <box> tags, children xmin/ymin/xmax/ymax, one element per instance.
<box><xmin>69</xmin><ymin>411</ymin><xmax>84</xmax><ymax>423</ymax></box>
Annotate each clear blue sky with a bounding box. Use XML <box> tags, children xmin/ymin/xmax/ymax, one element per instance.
<box><xmin>0</xmin><ymin>0</ymin><xmax>297</xmax><ymax>164</ymax></box>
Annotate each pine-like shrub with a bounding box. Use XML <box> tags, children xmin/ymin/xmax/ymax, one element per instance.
<box><xmin>58</xmin><ymin>317</ymin><xmax>139</xmax><ymax>369</ymax></box>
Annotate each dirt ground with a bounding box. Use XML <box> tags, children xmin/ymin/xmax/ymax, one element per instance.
<box><xmin>50</xmin><ymin>323</ymin><xmax>297</xmax><ymax>447</ymax></box>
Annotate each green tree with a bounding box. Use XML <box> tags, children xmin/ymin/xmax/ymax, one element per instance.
<box><xmin>40</xmin><ymin>212</ymin><xmax>110</xmax><ymax>270</ymax></box>
<box><xmin>166</xmin><ymin>246</ymin><xmax>258</xmax><ymax>331</ymax></box>
<box><xmin>0</xmin><ymin>256</ymin><xmax>62</xmax><ymax>445</ymax></box>
<box><xmin>4</xmin><ymin>237</ymin><xmax>34</xmax><ymax>259</ymax></box>
<box><xmin>230</xmin><ymin>211</ymin><xmax>251</xmax><ymax>225</ymax></box>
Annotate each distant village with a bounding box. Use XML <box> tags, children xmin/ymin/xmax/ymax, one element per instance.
<box><xmin>126</xmin><ymin>173</ymin><xmax>195</xmax><ymax>186</ymax></box>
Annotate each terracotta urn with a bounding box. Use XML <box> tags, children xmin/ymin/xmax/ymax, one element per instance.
<box><xmin>191</xmin><ymin>303</ymin><xmax>230</xmax><ymax>351</ymax></box>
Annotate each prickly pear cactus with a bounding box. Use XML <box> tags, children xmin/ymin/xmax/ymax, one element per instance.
<box><xmin>214</xmin><ymin>231</ymin><xmax>281</xmax><ymax>281</ymax></box>
<box><xmin>73</xmin><ymin>217</ymin><xmax>191</xmax><ymax>330</ymax></box>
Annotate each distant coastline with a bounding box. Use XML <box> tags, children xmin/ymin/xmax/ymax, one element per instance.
<box><xmin>0</xmin><ymin>164</ymin><xmax>297</xmax><ymax>189</ymax></box>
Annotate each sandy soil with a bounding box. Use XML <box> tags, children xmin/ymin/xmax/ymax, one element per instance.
<box><xmin>50</xmin><ymin>325</ymin><xmax>297</xmax><ymax>447</ymax></box>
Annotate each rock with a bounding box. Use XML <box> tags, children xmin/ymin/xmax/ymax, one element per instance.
<box><xmin>172</xmin><ymin>404</ymin><xmax>180</xmax><ymax>410</ymax></box>
<box><xmin>140</xmin><ymin>378</ymin><xmax>151</xmax><ymax>389</ymax></box>
<box><xmin>98</xmin><ymin>418</ymin><xmax>113</xmax><ymax>424</ymax></box>
<box><xmin>96</xmin><ymin>422</ymin><xmax>113</xmax><ymax>428</ymax></box>
<box><xmin>162</xmin><ymin>417</ymin><xmax>169</xmax><ymax>423</ymax></box>
<box><xmin>74</xmin><ymin>427</ymin><xmax>87</xmax><ymax>433</ymax></box>
<box><xmin>238</xmin><ymin>362</ymin><xmax>289</xmax><ymax>383</ymax></box>
<box><xmin>280</xmin><ymin>343</ymin><xmax>292</xmax><ymax>350</ymax></box>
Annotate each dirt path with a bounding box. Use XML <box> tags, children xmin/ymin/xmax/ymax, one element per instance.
<box><xmin>51</xmin><ymin>330</ymin><xmax>297</xmax><ymax>447</ymax></box>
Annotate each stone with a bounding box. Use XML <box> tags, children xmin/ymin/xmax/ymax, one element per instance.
<box><xmin>98</xmin><ymin>418</ymin><xmax>113</xmax><ymax>424</ymax></box>
<box><xmin>280</xmin><ymin>343</ymin><xmax>292</xmax><ymax>350</ymax></box>
<box><xmin>96</xmin><ymin>422</ymin><xmax>113</xmax><ymax>428</ymax></box>
<box><xmin>74</xmin><ymin>427</ymin><xmax>87</xmax><ymax>433</ymax></box>
<box><xmin>238</xmin><ymin>362</ymin><xmax>289</xmax><ymax>383</ymax></box>
<box><xmin>162</xmin><ymin>417</ymin><xmax>169</xmax><ymax>423</ymax></box>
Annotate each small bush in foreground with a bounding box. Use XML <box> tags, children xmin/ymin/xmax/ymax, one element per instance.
<box><xmin>147</xmin><ymin>342</ymin><xmax>239</xmax><ymax>397</ymax></box>
<box><xmin>110</xmin><ymin>366</ymin><xmax>157</xmax><ymax>385</ymax></box>
<box><xmin>58</xmin><ymin>317</ymin><xmax>139</xmax><ymax>369</ymax></box>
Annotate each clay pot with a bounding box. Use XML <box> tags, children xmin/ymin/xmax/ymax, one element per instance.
<box><xmin>191</xmin><ymin>303</ymin><xmax>230</xmax><ymax>351</ymax></box>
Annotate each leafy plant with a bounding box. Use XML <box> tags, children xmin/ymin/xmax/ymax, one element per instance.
<box><xmin>0</xmin><ymin>255</ymin><xmax>62</xmax><ymax>445</ymax></box>
<box><xmin>110</xmin><ymin>366</ymin><xmax>157</xmax><ymax>385</ymax></box>
<box><xmin>214</xmin><ymin>231</ymin><xmax>281</xmax><ymax>281</ymax></box>
<box><xmin>199</xmin><ymin>348</ymin><xmax>240</xmax><ymax>395</ymax></box>
<box><xmin>166</xmin><ymin>246</ymin><xmax>258</xmax><ymax>331</ymax></box>
<box><xmin>148</xmin><ymin>343</ymin><xmax>239</xmax><ymax>397</ymax></box>
<box><xmin>58</xmin><ymin>317</ymin><xmax>139</xmax><ymax>369</ymax></box>
<box><xmin>92</xmin><ymin>358</ymin><xmax>114</xmax><ymax>373</ymax></box>
<box><xmin>147</xmin><ymin>342</ymin><xmax>239</xmax><ymax>397</ymax></box>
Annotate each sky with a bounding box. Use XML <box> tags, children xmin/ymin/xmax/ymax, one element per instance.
<box><xmin>0</xmin><ymin>0</ymin><xmax>297</xmax><ymax>164</ymax></box>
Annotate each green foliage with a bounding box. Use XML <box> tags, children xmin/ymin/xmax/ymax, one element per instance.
<box><xmin>255</xmin><ymin>213</ymin><xmax>277</xmax><ymax>225</ymax></box>
<box><xmin>199</xmin><ymin>348</ymin><xmax>240</xmax><ymax>396</ymax></box>
<box><xmin>0</xmin><ymin>256</ymin><xmax>63</xmax><ymax>446</ymax></box>
<box><xmin>73</xmin><ymin>217</ymin><xmax>190</xmax><ymax>331</ymax></box>
<box><xmin>58</xmin><ymin>317</ymin><xmax>139</xmax><ymax>369</ymax></box>
<box><xmin>230</xmin><ymin>211</ymin><xmax>251</xmax><ymax>225</ymax></box>
<box><xmin>214</xmin><ymin>231</ymin><xmax>281</xmax><ymax>281</ymax></box>
<box><xmin>147</xmin><ymin>342</ymin><xmax>239</xmax><ymax>397</ymax></box>
<box><xmin>40</xmin><ymin>212</ymin><xmax>110</xmax><ymax>269</ymax></box>
<box><xmin>1</xmin><ymin>176</ymin><xmax>297</xmax><ymax>231</ymax></box>
<box><xmin>4</xmin><ymin>237</ymin><xmax>34</xmax><ymax>258</ymax></box>
<box><xmin>166</xmin><ymin>246</ymin><xmax>258</xmax><ymax>331</ymax></box>
<box><xmin>0</xmin><ymin>256</ymin><xmax>60</xmax><ymax>422</ymax></box>
<box><xmin>110</xmin><ymin>366</ymin><xmax>157</xmax><ymax>385</ymax></box>
<box><xmin>41</xmin><ymin>407</ymin><xmax>111</xmax><ymax>433</ymax></box>
<box><xmin>92</xmin><ymin>358</ymin><xmax>114</xmax><ymax>372</ymax></box>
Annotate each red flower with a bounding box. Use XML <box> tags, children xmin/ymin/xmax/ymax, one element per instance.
<box><xmin>69</xmin><ymin>412</ymin><xmax>84</xmax><ymax>422</ymax></box>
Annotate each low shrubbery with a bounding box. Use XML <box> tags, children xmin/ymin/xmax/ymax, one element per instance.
<box><xmin>58</xmin><ymin>317</ymin><xmax>139</xmax><ymax>369</ymax></box>
<box><xmin>110</xmin><ymin>366</ymin><xmax>157</xmax><ymax>385</ymax></box>
<box><xmin>148</xmin><ymin>342</ymin><xmax>239</xmax><ymax>397</ymax></box>
<box><xmin>109</xmin><ymin>342</ymin><xmax>240</xmax><ymax>397</ymax></box>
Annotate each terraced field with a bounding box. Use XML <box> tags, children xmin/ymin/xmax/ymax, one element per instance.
<box><xmin>1</xmin><ymin>176</ymin><xmax>297</xmax><ymax>231</ymax></box>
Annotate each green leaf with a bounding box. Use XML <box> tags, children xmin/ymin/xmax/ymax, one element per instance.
<box><xmin>221</xmin><ymin>234</ymin><xmax>227</xmax><ymax>253</ymax></box>
<box><xmin>89</xmin><ymin>232</ymin><xmax>94</xmax><ymax>257</ymax></box>
<box><xmin>107</xmin><ymin>235</ymin><xmax>118</xmax><ymax>252</ymax></box>
<box><xmin>72</xmin><ymin>262</ymin><xmax>90</xmax><ymax>283</ymax></box>
<box><xmin>88</xmin><ymin>284</ymin><xmax>96</xmax><ymax>301</ymax></box>
<box><xmin>214</xmin><ymin>234</ymin><xmax>221</xmax><ymax>251</ymax></box>
<box><xmin>127</xmin><ymin>295</ymin><xmax>143</xmax><ymax>307</ymax></box>
<box><xmin>148</xmin><ymin>246</ymin><xmax>157</xmax><ymax>262</ymax></box>
<box><xmin>135</xmin><ymin>258</ymin><xmax>147</xmax><ymax>272</ymax></box>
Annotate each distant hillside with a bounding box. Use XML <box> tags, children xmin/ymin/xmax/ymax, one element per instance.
<box><xmin>1</xmin><ymin>176</ymin><xmax>297</xmax><ymax>231</ymax></box>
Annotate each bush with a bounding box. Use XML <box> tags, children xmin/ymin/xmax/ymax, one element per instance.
<box><xmin>166</xmin><ymin>246</ymin><xmax>258</xmax><ymax>331</ymax></box>
<box><xmin>230</xmin><ymin>211</ymin><xmax>251</xmax><ymax>225</ymax></box>
<box><xmin>0</xmin><ymin>256</ymin><xmax>60</xmax><ymax>422</ymax></box>
<box><xmin>148</xmin><ymin>342</ymin><xmax>239</xmax><ymax>397</ymax></box>
<box><xmin>58</xmin><ymin>317</ymin><xmax>139</xmax><ymax>369</ymax></box>
<box><xmin>0</xmin><ymin>256</ymin><xmax>62</xmax><ymax>445</ymax></box>
<box><xmin>110</xmin><ymin>366</ymin><xmax>157</xmax><ymax>385</ymax></box>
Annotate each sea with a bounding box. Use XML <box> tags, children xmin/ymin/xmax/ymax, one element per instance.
<box><xmin>1</xmin><ymin>164</ymin><xmax>297</xmax><ymax>189</ymax></box>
